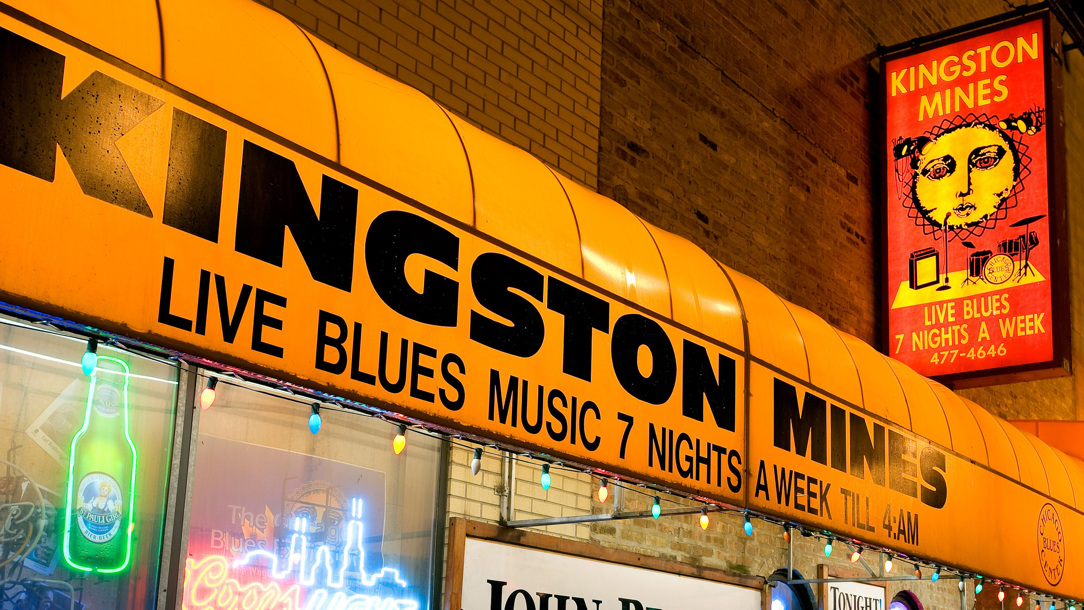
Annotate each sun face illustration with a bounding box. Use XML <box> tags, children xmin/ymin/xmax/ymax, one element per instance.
<box><xmin>911</xmin><ymin>122</ymin><xmax>1019</xmax><ymax>230</ymax></box>
<box><xmin>893</xmin><ymin>110</ymin><xmax>1040</xmax><ymax>243</ymax></box>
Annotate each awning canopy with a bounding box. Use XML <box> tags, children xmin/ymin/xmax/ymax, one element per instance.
<box><xmin>1</xmin><ymin>0</ymin><xmax>1080</xmax><ymax>598</ymax></box>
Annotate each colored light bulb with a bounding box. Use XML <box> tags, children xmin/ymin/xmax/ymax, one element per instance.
<box><xmin>308</xmin><ymin>404</ymin><xmax>321</xmax><ymax>435</ymax></box>
<box><xmin>699</xmin><ymin>509</ymin><xmax>709</xmax><ymax>530</ymax></box>
<box><xmin>931</xmin><ymin>566</ymin><xmax>940</xmax><ymax>583</ymax></box>
<box><xmin>651</xmin><ymin>496</ymin><xmax>661</xmax><ymax>519</ymax></box>
<box><xmin>850</xmin><ymin>549</ymin><xmax>862</xmax><ymax>563</ymax></box>
<box><xmin>540</xmin><ymin>465</ymin><xmax>551</xmax><ymax>490</ymax></box>
<box><xmin>743</xmin><ymin>515</ymin><xmax>753</xmax><ymax>536</ymax></box>
<box><xmin>885</xmin><ymin>557</ymin><xmax>893</xmax><ymax>572</ymax></box>
<box><xmin>81</xmin><ymin>338</ymin><xmax>98</xmax><ymax>376</ymax></box>
<box><xmin>471</xmin><ymin>449</ymin><xmax>482</xmax><ymax>476</ymax></box>
<box><xmin>199</xmin><ymin>377</ymin><xmax>218</xmax><ymax>410</ymax></box>
<box><xmin>824</xmin><ymin>539</ymin><xmax>833</xmax><ymax>557</ymax></box>
<box><xmin>782</xmin><ymin>527</ymin><xmax>791</xmax><ymax>543</ymax></box>
<box><xmin>999</xmin><ymin>591</ymin><xmax>1006</xmax><ymax>603</ymax></box>
<box><xmin>393</xmin><ymin>425</ymin><xmax>406</xmax><ymax>454</ymax></box>
<box><xmin>597</xmin><ymin>479</ymin><xmax>609</xmax><ymax>503</ymax></box>
<box><xmin>975</xmin><ymin>581</ymin><xmax>982</xmax><ymax>594</ymax></box>
<box><xmin>1017</xmin><ymin>595</ymin><xmax>1024</xmax><ymax>608</ymax></box>
<box><xmin>914</xmin><ymin>566</ymin><xmax>921</xmax><ymax>579</ymax></box>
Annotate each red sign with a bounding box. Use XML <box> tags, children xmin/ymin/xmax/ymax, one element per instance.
<box><xmin>881</xmin><ymin>14</ymin><xmax>1066</xmax><ymax>385</ymax></box>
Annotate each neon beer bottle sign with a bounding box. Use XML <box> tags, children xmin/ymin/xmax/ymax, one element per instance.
<box><xmin>63</xmin><ymin>355</ymin><xmax>139</xmax><ymax>573</ymax></box>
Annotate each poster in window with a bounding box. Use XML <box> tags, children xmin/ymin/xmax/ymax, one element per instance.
<box><xmin>183</xmin><ymin>436</ymin><xmax>421</xmax><ymax>610</ymax></box>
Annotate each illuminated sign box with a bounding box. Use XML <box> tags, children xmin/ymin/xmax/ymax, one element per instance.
<box><xmin>879</xmin><ymin>10</ymin><xmax>1069</xmax><ymax>387</ymax></box>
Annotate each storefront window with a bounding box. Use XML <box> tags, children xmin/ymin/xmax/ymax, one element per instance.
<box><xmin>768</xmin><ymin>570</ymin><xmax>816</xmax><ymax>610</ymax></box>
<box><xmin>184</xmin><ymin>374</ymin><xmax>443</xmax><ymax>610</ymax></box>
<box><xmin>0</xmin><ymin>314</ymin><xmax>178</xmax><ymax>608</ymax></box>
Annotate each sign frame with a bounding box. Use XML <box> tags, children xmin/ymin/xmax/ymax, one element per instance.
<box><xmin>876</xmin><ymin>8</ymin><xmax>1070</xmax><ymax>388</ymax></box>
<box><xmin>443</xmin><ymin>518</ymin><xmax>764</xmax><ymax>610</ymax></box>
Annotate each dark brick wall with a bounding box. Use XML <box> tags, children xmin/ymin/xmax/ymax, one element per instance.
<box><xmin>260</xmin><ymin>0</ymin><xmax>604</xmax><ymax>187</ymax></box>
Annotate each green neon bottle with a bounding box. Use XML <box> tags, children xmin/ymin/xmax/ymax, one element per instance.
<box><xmin>63</xmin><ymin>355</ymin><xmax>138</xmax><ymax>574</ymax></box>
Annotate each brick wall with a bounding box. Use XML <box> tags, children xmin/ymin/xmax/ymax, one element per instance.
<box><xmin>260</xmin><ymin>0</ymin><xmax>603</xmax><ymax>187</ymax></box>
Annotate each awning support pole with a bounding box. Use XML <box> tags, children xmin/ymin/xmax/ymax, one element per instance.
<box><xmin>782</xmin><ymin>576</ymin><xmax>928</xmax><ymax>585</ymax></box>
<box><xmin>498</xmin><ymin>451</ymin><xmax>515</xmax><ymax>524</ymax></box>
<box><xmin>505</xmin><ymin>505</ymin><xmax>716</xmax><ymax>528</ymax></box>
<box><xmin>787</xmin><ymin>528</ymin><xmax>793</xmax><ymax>579</ymax></box>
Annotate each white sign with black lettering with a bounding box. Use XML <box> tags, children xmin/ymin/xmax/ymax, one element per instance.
<box><xmin>461</xmin><ymin>538</ymin><xmax>760</xmax><ymax>610</ymax></box>
<box><xmin>824</xmin><ymin>580</ymin><xmax>885</xmax><ymax>610</ymax></box>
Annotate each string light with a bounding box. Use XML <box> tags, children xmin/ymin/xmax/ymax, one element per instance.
<box><xmin>1069</xmin><ymin>602</ymin><xmax>1076</xmax><ymax>610</ymax></box>
<box><xmin>651</xmin><ymin>496</ymin><xmax>661</xmax><ymax>519</ymax></box>
<box><xmin>913</xmin><ymin>565</ymin><xmax>921</xmax><ymax>579</ymax></box>
<box><xmin>308</xmin><ymin>403</ymin><xmax>321</xmax><ymax>435</ymax></box>
<box><xmin>931</xmin><ymin>566</ymin><xmax>940</xmax><ymax>583</ymax></box>
<box><xmin>782</xmin><ymin>526</ymin><xmax>790</xmax><ymax>544</ymax></box>
<box><xmin>850</xmin><ymin>548</ymin><xmax>862</xmax><ymax>563</ymax></box>
<box><xmin>1050</xmin><ymin>602</ymin><xmax>1056</xmax><ymax>610</ymax></box>
<box><xmin>824</xmin><ymin>537</ymin><xmax>833</xmax><ymax>557</ymax></box>
<box><xmin>81</xmin><ymin>338</ymin><xmax>98</xmax><ymax>375</ymax></box>
<box><xmin>1017</xmin><ymin>594</ymin><xmax>1024</xmax><ymax>608</ymax></box>
<box><xmin>974</xmin><ymin>576</ymin><xmax>983</xmax><ymax>594</ymax></box>
<box><xmin>699</xmin><ymin>507</ymin><xmax>709</xmax><ymax>530</ymax></box>
<box><xmin>393</xmin><ymin>424</ymin><xmax>406</xmax><ymax>454</ymax></box>
<box><xmin>999</xmin><ymin>589</ymin><xmax>1005</xmax><ymax>603</ymax></box>
<box><xmin>743</xmin><ymin>514</ymin><xmax>753</xmax><ymax>536</ymax></box>
<box><xmin>958</xmin><ymin>578</ymin><xmax>965</xmax><ymax>592</ymax></box>
<box><xmin>540</xmin><ymin>464</ymin><xmax>551</xmax><ymax>490</ymax></box>
<box><xmin>470</xmin><ymin>449</ymin><xmax>482</xmax><ymax>476</ymax></box>
<box><xmin>884</xmin><ymin>556</ymin><xmax>893</xmax><ymax>572</ymax></box>
<box><xmin>200</xmin><ymin>377</ymin><xmax>218</xmax><ymax>410</ymax></box>
<box><xmin>597</xmin><ymin>479</ymin><xmax>609</xmax><ymax>503</ymax></box>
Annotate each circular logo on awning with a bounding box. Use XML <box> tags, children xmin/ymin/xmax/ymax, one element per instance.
<box><xmin>1037</xmin><ymin>503</ymin><xmax>1065</xmax><ymax>585</ymax></box>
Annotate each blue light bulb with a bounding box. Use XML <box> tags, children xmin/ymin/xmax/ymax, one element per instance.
<box><xmin>308</xmin><ymin>405</ymin><xmax>322</xmax><ymax>434</ymax></box>
<box><xmin>81</xmin><ymin>338</ymin><xmax>98</xmax><ymax>375</ymax></box>
<box><xmin>744</xmin><ymin>516</ymin><xmax>753</xmax><ymax>536</ymax></box>
<box><xmin>651</xmin><ymin>497</ymin><xmax>661</xmax><ymax>519</ymax></box>
<box><xmin>932</xmin><ymin>567</ymin><xmax>940</xmax><ymax>582</ymax></box>
<box><xmin>824</xmin><ymin>539</ymin><xmax>833</xmax><ymax>557</ymax></box>
<box><xmin>540</xmin><ymin>465</ymin><xmax>551</xmax><ymax>490</ymax></box>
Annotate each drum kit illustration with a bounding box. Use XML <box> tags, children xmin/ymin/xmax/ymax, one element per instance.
<box><xmin>907</xmin><ymin>214</ymin><xmax>1044</xmax><ymax>291</ymax></box>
